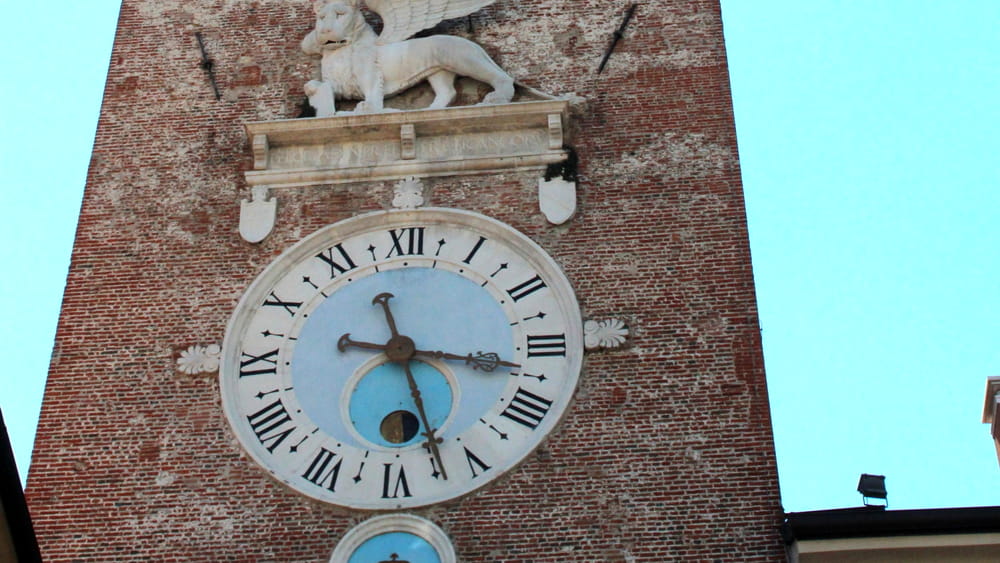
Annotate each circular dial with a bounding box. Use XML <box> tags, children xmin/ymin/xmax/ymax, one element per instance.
<box><xmin>220</xmin><ymin>208</ymin><xmax>582</xmax><ymax>509</ymax></box>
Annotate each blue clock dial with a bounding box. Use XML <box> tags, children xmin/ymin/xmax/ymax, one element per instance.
<box><xmin>292</xmin><ymin>267</ymin><xmax>511</xmax><ymax>450</ymax></box>
<box><xmin>347</xmin><ymin>532</ymin><xmax>440</xmax><ymax>563</ymax></box>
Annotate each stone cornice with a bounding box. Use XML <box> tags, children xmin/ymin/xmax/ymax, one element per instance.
<box><xmin>237</xmin><ymin>100</ymin><xmax>579</xmax><ymax>241</ymax></box>
<box><xmin>243</xmin><ymin>100</ymin><xmax>571</xmax><ymax>188</ymax></box>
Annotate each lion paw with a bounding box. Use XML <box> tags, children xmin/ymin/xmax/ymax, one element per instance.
<box><xmin>354</xmin><ymin>99</ymin><xmax>385</xmax><ymax>114</ymax></box>
<box><xmin>482</xmin><ymin>88</ymin><xmax>514</xmax><ymax>105</ymax></box>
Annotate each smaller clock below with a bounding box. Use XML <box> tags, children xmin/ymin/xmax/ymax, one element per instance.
<box><xmin>350</xmin><ymin>532</ymin><xmax>436</xmax><ymax>563</ymax></box>
<box><xmin>330</xmin><ymin>514</ymin><xmax>455</xmax><ymax>563</ymax></box>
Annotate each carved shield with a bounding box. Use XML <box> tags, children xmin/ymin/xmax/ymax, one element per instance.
<box><xmin>239</xmin><ymin>194</ymin><xmax>277</xmax><ymax>243</ymax></box>
<box><xmin>538</xmin><ymin>177</ymin><xmax>577</xmax><ymax>225</ymax></box>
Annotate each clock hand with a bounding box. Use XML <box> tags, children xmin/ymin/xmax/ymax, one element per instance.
<box><xmin>367</xmin><ymin>293</ymin><xmax>421</xmax><ymax>363</ymax></box>
<box><xmin>339</xmin><ymin>333</ymin><xmax>418</xmax><ymax>364</ymax></box>
<box><xmin>340</xmin><ymin>296</ymin><xmax>447</xmax><ymax>479</ymax></box>
<box><xmin>337</xmin><ymin>294</ymin><xmax>403</xmax><ymax>354</ymax></box>
<box><xmin>337</xmin><ymin>333</ymin><xmax>386</xmax><ymax>353</ymax></box>
<box><xmin>414</xmin><ymin>349</ymin><xmax>521</xmax><ymax>372</ymax></box>
<box><xmin>340</xmin><ymin>334</ymin><xmax>519</xmax><ymax>373</ymax></box>
<box><xmin>400</xmin><ymin>360</ymin><xmax>448</xmax><ymax>480</ymax></box>
<box><xmin>371</xmin><ymin>292</ymin><xmax>400</xmax><ymax>337</ymax></box>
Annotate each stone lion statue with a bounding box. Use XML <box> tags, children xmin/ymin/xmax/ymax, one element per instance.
<box><xmin>301</xmin><ymin>0</ymin><xmax>515</xmax><ymax>116</ymax></box>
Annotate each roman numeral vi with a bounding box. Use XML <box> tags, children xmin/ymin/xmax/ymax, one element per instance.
<box><xmin>381</xmin><ymin>463</ymin><xmax>413</xmax><ymax>498</ymax></box>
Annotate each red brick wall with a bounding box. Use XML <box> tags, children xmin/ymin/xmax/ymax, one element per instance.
<box><xmin>27</xmin><ymin>0</ymin><xmax>785</xmax><ymax>560</ymax></box>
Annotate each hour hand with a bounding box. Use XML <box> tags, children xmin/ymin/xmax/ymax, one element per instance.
<box><xmin>414</xmin><ymin>349</ymin><xmax>520</xmax><ymax>372</ymax></box>
<box><xmin>337</xmin><ymin>333</ymin><xmax>387</xmax><ymax>353</ymax></box>
<box><xmin>371</xmin><ymin>292</ymin><xmax>400</xmax><ymax>337</ymax></box>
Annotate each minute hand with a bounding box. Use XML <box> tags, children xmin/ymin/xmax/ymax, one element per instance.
<box><xmin>414</xmin><ymin>349</ymin><xmax>521</xmax><ymax>372</ymax></box>
<box><xmin>400</xmin><ymin>361</ymin><xmax>448</xmax><ymax>481</ymax></box>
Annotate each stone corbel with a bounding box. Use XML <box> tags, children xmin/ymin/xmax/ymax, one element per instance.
<box><xmin>400</xmin><ymin>124</ymin><xmax>416</xmax><ymax>160</ymax></box>
<box><xmin>539</xmin><ymin>112</ymin><xmax>578</xmax><ymax>224</ymax></box>
<box><xmin>252</xmin><ymin>134</ymin><xmax>269</xmax><ymax>169</ymax></box>
<box><xmin>547</xmin><ymin>113</ymin><xmax>563</xmax><ymax>150</ymax></box>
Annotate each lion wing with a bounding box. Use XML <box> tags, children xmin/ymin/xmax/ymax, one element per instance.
<box><xmin>366</xmin><ymin>0</ymin><xmax>496</xmax><ymax>45</ymax></box>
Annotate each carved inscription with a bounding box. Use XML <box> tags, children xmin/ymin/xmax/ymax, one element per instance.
<box><xmin>267</xmin><ymin>130</ymin><xmax>547</xmax><ymax>172</ymax></box>
<box><xmin>417</xmin><ymin>130</ymin><xmax>547</xmax><ymax>161</ymax></box>
<box><xmin>270</xmin><ymin>142</ymin><xmax>401</xmax><ymax>170</ymax></box>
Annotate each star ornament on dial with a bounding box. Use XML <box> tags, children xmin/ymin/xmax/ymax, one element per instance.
<box><xmin>220</xmin><ymin>208</ymin><xmax>582</xmax><ymax>509</ymax></box>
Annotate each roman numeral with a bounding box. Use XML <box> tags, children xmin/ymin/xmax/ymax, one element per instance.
<box><xmin>526</xmin><ymin>334</ymin><xmax>566</xmax><ymax>357</ymax></box>
<box><xmin>315</xmin><ymin>243</ymin><xmax>357</xmax><ymax>278</ymax></box>
<box><xmin>500</xmin><ymin>387</ymin><xmax>553</xmax><ymax>430</ymax></box>
<box><xmin>463</xmin><ymin>447</ymin><xmax>491</xmax><ymax>478</ymax></box>
<box><xmin>262</xmin><ymin>291</ymin><xmax>302</xmax><ymax>316</ymax></box>
<box><xmin>239</xmin><ymin>349</ymin><xmax>279</xmax><ymax>377</ymax></box>
<box><xmin>247</xmin><ymin>399</ymin><xmax>296</xmax><ymax>453</ymax></box>
<box><xmin>386</xmin><ymin>227</ymin><xmax>425</xmax><ymax>257</ymax></box>
<box><xmin>462</xmin><ymin>236</ymin><xmax>487</xmax><ymax>264</ymax></box>
<box><xmin>302</xmin><ymin>448</ymin><xmax>343</xmax><ymax>492</ymax></box>
<box><xmin>381</xmin><ymin>463</ymin><xmax>412</xmax><ymax>499</ymax></box>
<box><xmin>506</xmin><ymin>274</ymin><xmax>547</xmax><ymax>302</ymax></box>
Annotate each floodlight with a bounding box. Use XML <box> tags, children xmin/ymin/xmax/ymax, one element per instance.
<box><xmin>857</xmin><ymin>473</ymin><xmax>887</xmax><ymax>507</ymax></box>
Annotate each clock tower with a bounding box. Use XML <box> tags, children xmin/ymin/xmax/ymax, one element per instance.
<box><xmin>27</xmin><ymin>0</ymin><xmax>785</xmax><ymax>560</ymax></box>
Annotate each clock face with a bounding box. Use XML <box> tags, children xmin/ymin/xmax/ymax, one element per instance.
<box><xmin>220</xmin><ymin>208</ymin><xmax>582</xmax><ymax>509</ymax></box>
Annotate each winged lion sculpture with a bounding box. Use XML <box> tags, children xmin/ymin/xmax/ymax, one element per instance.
<box><xmin>301</xmin><ymin>0</ymin><xmax>515</xmax><ymax>116</ymax></box>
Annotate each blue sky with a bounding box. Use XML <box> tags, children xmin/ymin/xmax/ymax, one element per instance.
<box><xmin>1</xmin><ymin>2</ymin><xmax>123</xmax><ymax>481</ymax></box>
<box><xmin>722</xmin><ymin>1</ymin><xmax>1000</xmax><ymax>509</ymax></box>
<box><xmin>1</xmin><ymin>1</ymin><xmax>997</xmax><ymax>512</ymax></box>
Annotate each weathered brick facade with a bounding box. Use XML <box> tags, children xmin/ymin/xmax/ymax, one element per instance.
<box><xmin>27</xmin><ymin>0</ymin><xmax>784</xmax><ymax>560</ymax></box>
